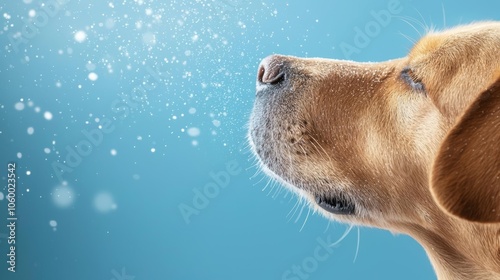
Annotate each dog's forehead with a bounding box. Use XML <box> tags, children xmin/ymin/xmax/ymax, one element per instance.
<box><xmin>408</xmin><ymin>35</ymin><xmax>443</xmax><ymax>61</ymax></box>
<box><xmin>409</xmin><ymin>22</ymin><xmax>500</xmax><ymax>63</ymax></box>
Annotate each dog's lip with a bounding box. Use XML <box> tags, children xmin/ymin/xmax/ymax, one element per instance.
<box><xmin>315</xmin><ymin>194</ymin><xmax>355</xmax><ymax>215</ymax></box>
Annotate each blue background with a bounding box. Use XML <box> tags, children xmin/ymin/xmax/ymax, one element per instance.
<box><xmin>0</xmin><ymin>0</ymin><xmax>498</xmax><ymax>279</ymax></box>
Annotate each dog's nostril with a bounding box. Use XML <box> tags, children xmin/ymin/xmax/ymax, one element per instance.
<box><xmin>257</xmin><ymin>55</ymin><xmax>286</xmax><ymax>85</ymax></box>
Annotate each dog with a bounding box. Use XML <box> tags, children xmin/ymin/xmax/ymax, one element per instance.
<box><xmin>249</xmin><ymin>21</ymin><xmax>500</xmax><ymax>279</ymax></box>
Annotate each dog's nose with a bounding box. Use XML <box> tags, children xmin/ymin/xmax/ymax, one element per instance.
<box><xmin>257</xmin><ymin>55</ymin><xmax>286</xmax><ymax>85</ymax></box>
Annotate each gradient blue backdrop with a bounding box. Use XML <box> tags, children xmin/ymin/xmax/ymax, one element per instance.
<box><xmin>0</xmin><ymin>0</ymin><xmax>498</xmax><ymax>279</ymax></box>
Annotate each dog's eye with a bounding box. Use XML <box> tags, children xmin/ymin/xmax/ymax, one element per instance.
<box><xmin>401</xmin><ymin>67</ymin><xmax>425</xmax><ymax>92</ymax></box>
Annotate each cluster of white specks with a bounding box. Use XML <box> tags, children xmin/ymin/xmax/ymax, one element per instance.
<box><xmin>94</xmin><ymin>192</ymin><xmax>117</xmax><ymax>213</ymax></box>
<box><xmin>4</xmin><ymin>0</ymin><xmax>277</xmax><ymax>186</ymax></box>
<box><xmin>74</xmin><ymin>30</ymin><xmax>87</xmax><ymax>43</ymax></box>
<box><xmin>187</xmin><ymin>127</ymin><xmax>200</xmax><ymax>137</ymax></box>
<box><xmin>15</xmin><ymin>100</ymin><xmax>54</xmax><ymax>121</ymax></box>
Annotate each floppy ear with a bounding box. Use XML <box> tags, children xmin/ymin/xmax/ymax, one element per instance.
<box><xmin>431</xmin><ymin>78</ymin><xmax>500</xmax><ymax>223</ymax></box>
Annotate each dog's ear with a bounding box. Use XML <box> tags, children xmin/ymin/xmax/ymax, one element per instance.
<box><xmin>431</xmin><ymin>78</ymin><xmax>500</xmax><ymax>223</ymax></box>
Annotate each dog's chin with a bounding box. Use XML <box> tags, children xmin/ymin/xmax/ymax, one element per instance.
<box><xmin>257</xmin><ymin>161</ymin><xmax>357</xmax><ymax>217</ymax></box>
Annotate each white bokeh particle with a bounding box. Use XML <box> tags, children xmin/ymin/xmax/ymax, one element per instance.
<box><xmin>93</xmin><ymin>192</ymin><xmax>117</xmax><ymax>213</ymax></box>
<box><xmin>44</xmin><ymin>111</ymin><xmax>53</xmax><ymax>120</ymax></box>
<box><xmin>88</xmin><ymin>72</ymin><xmax>98</xmax><ymax>81</ymax></box>
<box><xmin>187</xmin><ymin>127</ymin><xmax>200</xmax><ymax>137</ymax></box>
<box><xmin>74</xmin><ymin>30</ymin><xmax>87</xmax><ymax>43</ymax></box>
<box><xmin>52</xmin><ymin>185</ymin><xmax>75</xmax><ymax>208</ymax></box>
<box><xmin>14</xmin><ymin>102</ymin><xmax>25</xmax><ymax>111</ymax></box>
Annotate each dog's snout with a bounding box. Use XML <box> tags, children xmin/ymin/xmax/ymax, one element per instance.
<box><xmin>257</xmin><ymin>55</ymin><xmax>286</xmax><ymax>85</ymax></box>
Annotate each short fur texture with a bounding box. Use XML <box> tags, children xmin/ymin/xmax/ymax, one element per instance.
<box><xmin>249</xmin><ymin>22</ymin><xmax>500</xmax><ymax>279</ymax></box>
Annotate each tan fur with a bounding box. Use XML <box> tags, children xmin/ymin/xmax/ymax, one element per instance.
<box><xmin>249</xmin><ymin>22</ymin><xmax>500</xmax><ymax>279</ymax></box>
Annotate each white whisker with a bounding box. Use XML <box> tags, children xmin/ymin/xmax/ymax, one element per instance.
<box><xmin>395</xmin><ymin>16</ymin><xmax>423</xmax><ymax>38</ymax></box>
<box><xmin>294</xmin><ymin>199</ymin><xmax>307</xmax><ymax>223</ymax></box>
<box><xmin>441</xmin><ymin>3</ymin><xmax>447</xmax><ymax>28</ymax></box>
<box><xmin>414</xmin><ymin>8</ymin><xmax>430</xmax><ymax>32</ymax></box>
<box><xmin>399</xmin><ymin>32</ymin><xmax>417</xmax><ymax>45</ymax></box>
<box><xmin>323</xmin><ymin>220</ymin><xmax>332</xmax><ymax>233</ymax></box>
<box><xmin>330</xmin><ymin>224</ymin><xmax>354</xmax><ymax>247</ymax></box>
<box><xmin>261</xmin><ymin>177</ymin><xmax>273</xmax><ymax>191</ymax></box>
<box><xmin>271</xmin><ymin>183</ymin><xmax>283</xmax><ymax>199</ymax></box>
<box><xmin>310</xmin><ymin>135</ymin><xmax>333</xmax><ymax>165</ymax></box>
<box><xmin>299</xmin><ymin>206</ymin><xmax>311</xmax><ymax>232</ymax></box>
<box><xmin>353</xmin><ymin>226</ymin><xmax>360</xmax><ymax>263</ymax></box>
<box><xmin>287</xmin><ymin>197</ymin><xmax>301</xmax><ymax>221</ymax></box>
<box><xmin>252</xmin><ymin>173</ymin><xmax>266</xmax><ymax>186</ymax></box>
